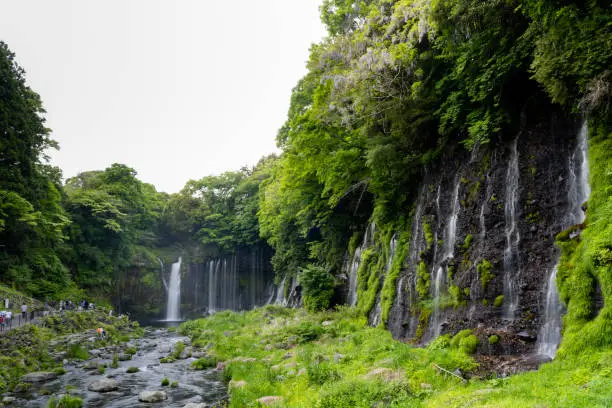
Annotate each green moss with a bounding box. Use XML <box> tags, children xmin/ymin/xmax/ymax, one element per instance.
<box><xmin>477</xmin><ymin>259</ymin><xmax>494</xmax><ymax>290</ymax></box>
<box><xmin>461</xmin><ymin>234</ymin><xmax>473</xmax><ymax>252</ymax></box>
<box><xmin>493</xmin><ymin>295</ymin><xmax>504</xmax><ymax>308</ymax></box>
<box><xmin>381</xmin><ymin>226</ymin><xmax>410</xmax><ymax>324</ymax></box>
<box><xmin>355</xmin><ymin>248</ymin><xmax>381</xmax><ymax>316</ymax></box>
<box><xmin>423</xmin><ymin>222</ymin><xmax>434</xmax><ymax>250</ymax></box>
<box><xmin>161</xmin><ymin>377</ymin><xmax>170</xmax><ymax>386</ymax></box>
<box><xmin>170</xmin><ymin>381</ymin><xmax>179</xmax><ymax>388</ymax></box>
<box><xmin>126</xmin><ymin>366</ymin><xmax>139</xmax><ymax>373</ymax></box>
<box><xmin>488</xmin><ymin>335</ymin><xmax>500</xmax><ymax>345</ymax></box>
<box><xmin>47</xmin><ymin>394</ymin><xmax>83</xmax><ymax>408</ymax></box>
<box><xmin>556</xmin><ymin>121</ymin><xmax>612</xmax><ymax>358</ymax></box>
<box><xmin>191</xmin><ymin>357</ymin><xmax>218</xmax><ymax>370</ymax></box>
<box><xmin>415</xmin><ymin>307</ymin><xmax>432</xmax><ymax>340</ymax></box>
<box><xmin>416</xmin><ymin>261</ymin><xmax>430</xmax><ymax>299</ymax></box>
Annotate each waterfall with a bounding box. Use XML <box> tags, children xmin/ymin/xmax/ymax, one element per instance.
<box><xmin>165</xmin><ymin>257</ymin><xmax>182</xmax><ymax>321</ymax></box>
<box><xmin>537</xmin><ymin>122</ymin><xmax>590</xmax><ymax>358</ymax></box>
<box><xmin>503</xmin><ymin>138</ymin><xmax>521</xmax><ymax>319</ymax></box>
<box><xmin>347</xmin><ymin>222</ymin><xmax>375</xmax><ymax>306</ymax></box>
<box><xmin>431</xmin><ymin>178</ymin><xmax>461</xmax><ymax>338</ymax></box>
<box><xmin>274</xmin><ymin>277</ymin><xmax>287</xmax><ymax>306</ymax></box>
<box><xmin>208</xmin><ymin>260</ymin><xmax>218</xmax><ymax>314</ymax></box>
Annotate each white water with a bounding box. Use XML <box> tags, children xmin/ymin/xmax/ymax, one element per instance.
<box><xmin>431</xmin><ymin>178</ymin><xmax>461</xmax><ymax>338</ymax></box>
<box><xmin>537</xmin><ymin>122</ymin><xmax>590</xmax><ymax>358</ymax></box>
<box><xmin>503</xmin><ymin>138</ymin><xmax>521</xmax><ymax>319</ymax></box>
<box><xmin>274</xmin><ymin>277</ymin><xmax>287</xmax><ymax>306</ymax></box>
<box><xmin>206</xmin><ymin>257</ymin><xmax>239</xmax><ymax>314</ymax></box>
<box><xmin>347</xmin><ymin>222</ymin><xmax>375</xmax><ymax>306</ymax></box>
<box><xmin>165</xmin><ymin>257</ymin><xmax>182</xmax><ymax>321</ymax></box>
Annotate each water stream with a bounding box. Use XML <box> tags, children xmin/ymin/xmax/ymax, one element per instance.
<box><xmin>15</xmin><ymin>328</ymin><xmax>226</xmax><ymax>408</ymax></box>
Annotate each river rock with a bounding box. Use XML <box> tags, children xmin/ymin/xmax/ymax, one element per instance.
<box><xmin>21</xmin><ymin>372</ymin><xmax>57</xmax><ymax>383</ymax></box>
<box><xmin>256</xmin><ymin>396</ymin><xmax>282</xmax><ymax>406</ymax></box>
<box><xmin>183</xmin><ymin>404</ymin><xmax>207</xmax><ymax>408</ymax></box>
<box><xmin>118</xmin><ymin>353</ymin><xmax>132</xmax><ymax>361</ymax></box>
<box><xmin>138</xmin><ymin>390</ymin><xmax>167</xmax><ymax>402</ymax></box>
<box><xmin>2</xmin><ymin>396</ymin><xmax>16</xmax><ymax>404</ymax></box>
<box><xmin>229</xmin><ymin>380</ymin><xmax>247</xmax><ymax>389</ymax></box>
<box><xmin>88</xmin><ymin>378</ymin><xmax>119</xmax><ymax>392</ymax></box>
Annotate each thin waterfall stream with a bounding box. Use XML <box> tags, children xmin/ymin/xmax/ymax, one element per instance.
<box><xmin>537</xmin><ymin>122</ymin><xmax>591</xmax><ymax>358</ymax></box>
<box><xmin>503</xmin><ymin>138</ymin><xmax>521</xmax><ymax>319</ymax></box>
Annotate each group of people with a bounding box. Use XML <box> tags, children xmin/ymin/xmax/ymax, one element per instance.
<box><xmin>56</xmin><ymin>299</ymin><xmax>95</xmax><ymax>312</ymax></box>
<box><xmin>0</xmin><ymin>304</ymin><xmax>30</xmax><ymax>332</ymax></box>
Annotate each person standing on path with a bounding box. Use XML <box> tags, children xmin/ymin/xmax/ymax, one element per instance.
<box><xmin>21</xmin><ymin>304</ymin><xmax>27</xmax><ymax>322</ymax></box>
<box><xmin>6</xmin><ymin>310</ymin><xmax>12</xmax><ymax>328</ymax></box>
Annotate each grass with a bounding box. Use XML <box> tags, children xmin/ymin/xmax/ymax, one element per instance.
<box><xmin>179</xmin><ymin>305</ymin><xmax>611</xmax><ymax>407</ymax></box>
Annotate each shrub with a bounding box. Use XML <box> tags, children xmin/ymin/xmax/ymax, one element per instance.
<box><xmin>416</xmin><ymin>261</ymin><xmax>430</xmax><ymax>298</ymax></box>
<box><xmin>299</xmin><ymin>264</ymin><xmax>335</xmax><ymax>312</ymax></box>
<box><xmin>170</xmin><ymin>381</ymin><xmax>178</xmax><ymax>388</ymax></box>
<box><xmin>450</xmin><ymin>330</ymin><xmax>479</xmax><ymax>354</ymax></box>
<box><xmin>126</xmin><ymin>366</ymin><xmax>139</xmax><ymax>373</ymax></box>
<box><xmin>67</xmin><ymin>344</ymin><xmax>88</xmax><ymax>360</ymax></box>
<box><xmin>161</xmin><ymin>377</ymin><xmax>170</xmax><ymax>386</ymax></box>
<box><xmin>287</xmin><ymin>322</ymin><xmax>324</xmax><ymax>344</ymax></box>
<box><xmin>489</xmin><ymin>335</ymin><xmax>499</xmax><ymax>345</ymax></box>
<box><xmin>191</xmin><ymin>357</ymin><xmax>217</xmax><ymax>370</ymax></box>
<box><xmin>47</xmin><ymin>394</ymin><xmax>83</xmax><ymax>408</ymax></box>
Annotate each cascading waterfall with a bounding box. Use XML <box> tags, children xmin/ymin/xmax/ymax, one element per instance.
<box><xmin>274</xmin><ymin>277</ymin><xmax>287</xmax><ymax>306</ymax></box>
<box><xmin>347</xmin><ymin>222</ymin><xmax>375</xmax><ymax>306</ymax></box>
<box><xmin>206</xmin><ymin>256</ymin><xmax>239</xmax><ymax>314</ymax></box>
<box><xmin>431</xmin><ymin>178</ymin><xmax>461</xmax><ymax>338</ymax></box>
<box><xmin>165</xmin><ymin>257</ymin><xmax>182</xmax><ymax>321</ymax></box>
<box><xmin>537</xmin><ymin>122</ymin><xmax>590</xmax><ymax>358</ymax></box>
<box><xmin>503</xmin><ymin>138</ymin><xmax>521</xmax><ymax>319</ymax></box>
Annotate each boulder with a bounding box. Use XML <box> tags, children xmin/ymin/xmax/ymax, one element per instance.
<box><xmin>138</xmin><ymin>391</ymin><xmax>167</xmax><ymax>403</ymax></box>
<box><xmin>229</xmin><ymin>380</ymin><xmax>248</xmax><ymax>389</ymax></box>
<box><xmin>88</xmin><ymin>378</ymin><xmax>119</xmax><ymax>393</ymax></box>
<box><xmin>183</xmin><ymin>404</ymin><xmax>207</xmax><ymax>408</ymax></box>
<box><xmin>363</xmin><ymin>368</ymin><xmax>404</xmax><ymax>382</ymax></box>
<box><xmin>2</xmin><ymin>396</ymin><xmax>16</xmax><ymax>404</ymax></box>
<box><xmin>256</xmin><ymin>396</ymin><xmax>282</xmax><ymax>406</ymax></box>
<box><xmin>21</xmin><ymin>372</ymin><xmax>57</xmax><ymax>383</ymax></box>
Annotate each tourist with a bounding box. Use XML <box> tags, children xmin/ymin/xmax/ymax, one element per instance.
<box><xmin>21</xmin><ymin>304</ymin><xmax>27</xmax><ymax>321</ymax></box>
<box><xmin>97</xmin><ymin>327</ymin><xmax>106</xmax><ymax>338</ymax></box>
<box><xmin>6</xmin><ymin>310</ymin><xmax>12</xmax><ymax>328</ymax></box>
<box><xmin>0</xmin><ymin>312</ymin><xmax>5</xmax><ymax>332</ymax></box>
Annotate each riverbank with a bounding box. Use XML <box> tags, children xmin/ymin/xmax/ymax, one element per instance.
<box><xmin>179</xmin><ymin>305</ymin><xmax>612</xmax><ymax>407</ymax></box>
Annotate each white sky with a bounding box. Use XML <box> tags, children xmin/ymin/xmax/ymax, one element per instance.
<box><xmin>0</xmin><ymin>0</ymin><xmax>327</xmax><ymax>193</ymax></box>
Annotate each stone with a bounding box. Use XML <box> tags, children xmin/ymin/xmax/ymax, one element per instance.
<box><xmin>420</xmin><ymin>383</ymin><xmax>433</xmax><ymax>390</ymax></box>
<box><xmin>229</xmin><ymin>380</ymin><xmax>248</xmax><ymax>389</ymax></box>
<box><xmin>117</xmin><ymin>353</ymin><xmax>132</xmax><ymax>361</ymax></box>
<box><xmin>256</xmin><ymin>396</ymin><xmax>282</xmax><ymax>406</ymax></box>
<box><xmin>2</xmin><ymin>396</ymin><xmax>16</xmax><ymax>404</ymax></box>
<box><xmin>138</xmin><ymin>391</ymin><xmax>167</xmax><ymax>403</ymax></box>
<box><xmin>364</xmin><ymin>368</ymin><xmax>403</xmax><ymax>382</ymax></box>
<box><xmin>183</xmin><ymin>404</ymin><xmax>207</xmax><ymax>408</ymax></box>
<box><xmin>282</xmin><ymin>352</ymin><xmax>294</xmax><ymax>360</ymax></box>
<box><xmin>264</xmin><ymin>345</ymin><xmax>273</xmax><ymax>351</ymax></box>
<box><xmin>322</xmin><ymin>321</ymin><xmax>334</xmax><ymax>326</ymax></box>
<box><xmin>215</xmin><ymin>362</ymin><xmax>226</xmax><ymax>371</ymax></box>
<box><xmin>88</xmin><ymin>378</ymin><xmax>119</xmax><ymax>393</ymax></box>
<box><xmin>334</xmin><ymin>353</ymin><xmax>345</xmax><ymax>362</ymax></box>
<box><xmin>21</xmin><ymin>372</ymin><xmax>57</xmax><ymax>383</ymax></box>
<box><xmin>223</xmin><ymin>331</ymin><xmax>232</xmax><ymax>337</ymax></box>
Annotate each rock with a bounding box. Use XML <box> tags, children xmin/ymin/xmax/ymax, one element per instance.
<box><xmin>516</xmin><ymin>331</ymin><xmax>536</xmax><ymax>342</ymax></box>
<box><xmin>282</xmin><ymin>352</ymin><xmax>294</xmax><ymax>360</ymax></box>
<box><xmin>231</xmin><ymin>357</ymin><xmax>257</xmax><ymax>363</ymax></box>
<box><xmin>322</xmin><ymin>321</ymin><xmax>333</xmax><ymax>326</ymax></box>
<box><xmin>179</xmin><ymin>347</ymin><xmax>193</xmax><ymax>359</ymax></box>
<box><xmin>117</xmin><ymin>353</ymin><xmax>132</xmax><ymax>361</ymax></box>
<box><xmin>21</xmin><ymin>372</ymin><xmax>57</xmax><ymax>383</ymax></box>
<box><xmin>138</xmin><ymin>391</ymin><xmax>167</xmax><ymax>403</ymax></box>
<box><xmin>2</xmin><ymin>396</ymin><xmax>16</xmax><ymax>404</ymax></box>
<box><xmin>88</xmin><ymin>378</ymin><xmax>119</xmax><ymax>393</ymax></box>
<box><xmin>183</xmin><ymin>404</ymin><xmax>207</xmax><ymax>408</ymax></box>
<box><xmin>223</xmin><ymin>331</ymin><xmax>232</xmax><ymax>337</ymax></box>
<box><xmin>363</xmin><ymin>368</ymin><xmax>403</xmax><ymax>382</ymax></box>
<box><xmin>215</xmin><ymin>362</ymin><xmax>226</xmax><ymax>371</ymax></box>
<box><xmin>256</xmin><ymin>396</ymin><xmax>282</xmax><ymax>406</ymax></box>
<box><xmin>420</xmin><ymin>383</ymin><xmax>433</xmax><ymax>390</ymax></box>
<box><xmin>284</xmin><ymin>362</ymin><xmax>297</xmax><ymax>369</ymax></box>
<box><xmin>334</xmin><ymin>353</ymin><xmax>345</xmax><ymax>362</ymax></box>
<box><xmin>84</xmin><ymin>360</ymin><xmax>101</xmax><ymax>370</ymax></box>
<box><xmin>229</xmin><ymin>380</ymin><xmax>248</xmax><ymax>389</ymax></box>
<box><xmin>264</xmin><ymin>345</ymin><xmax>273</xmax><ymax>351</ymax></box>
<box><xmin>13</xmin><ymin>383</ymin><xmax>30</xmax><ymax>393</ymax></box>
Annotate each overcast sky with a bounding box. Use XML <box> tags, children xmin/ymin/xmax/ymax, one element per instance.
<box><xmin>0</xmin><ymin>0</ymin><xmax>327</xmax><ymax>193</ymax></box>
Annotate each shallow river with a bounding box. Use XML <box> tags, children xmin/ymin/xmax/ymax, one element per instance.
<box><xmin>15</xmin><ymin>326</ymin><xmax>227</xmax><ymax>407</ymax></box>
